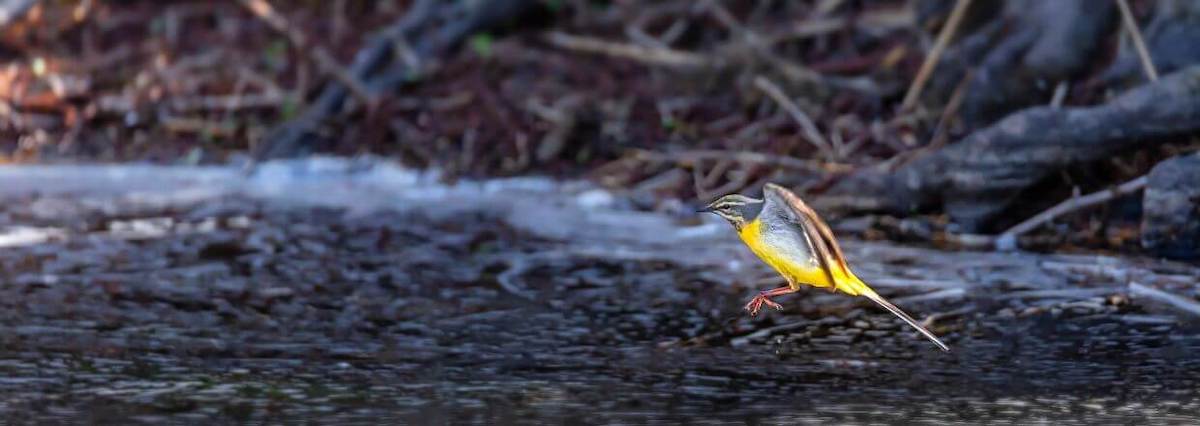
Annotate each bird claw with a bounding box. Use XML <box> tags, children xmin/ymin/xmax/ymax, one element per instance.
<box><xmin>744</xmin><ymin>293</ymin><xmax>784</xmax><ymax>316</ymax></box>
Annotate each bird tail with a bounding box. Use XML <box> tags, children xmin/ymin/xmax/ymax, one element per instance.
<box><xmin>860</xmin><ymin>288</ymin><xmax>950</xmax><ymax>352</ymax></box>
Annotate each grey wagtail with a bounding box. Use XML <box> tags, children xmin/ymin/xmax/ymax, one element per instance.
<box><xmin>701</xmin><ymin>183</ymin><xmax>950</xmax><ymax>352</ymax></box>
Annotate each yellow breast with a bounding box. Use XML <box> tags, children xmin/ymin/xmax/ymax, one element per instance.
<box><xmin>737</xmin><ymin>219</ymin><xmax>865</xmax><ymax>295</ymax></box>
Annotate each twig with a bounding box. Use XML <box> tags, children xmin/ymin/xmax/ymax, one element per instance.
<box><xmin>167</xmin><ymin>93</ymin><xmax>288</xmax><ymax>113</ymax></box>
<box><xmin>496</xmin><ymin>258</ymin><xmax>538</xmax><ymax>301</ymax></box>
<box><xmin>701</xmin><ymin>167</ymin><xmax>751</xmax><ymax>200</ymax></box>
<box><xmin>752</xmin><ymin>76</ymin><xmax>836</xmax><ymax>160</ymax></box>
<box><xmin>691</xmin><ymin>164</ymin><xmax>709</xmax><ymax>199</ymax></box>
<box><xmin>255</xmin><ymin>0</ymin><xmax>537</xmax><ymax>159</ymax></box>
<box><xmin>632</xmin><ymin>149</ymin><xmax>851</xmax><ymax>174</ymax></box>
<box><xmin>160</xmin><ymin>116</ymin><xmax>238</xmax><ymax>138</ymax></box>
<box><xmin>1115</xmin><ymin>0</ymin><xmax>1159</xmax><ymax>82</ymax></box>
<box><xmin>700</xmin><ymin>159</ymin><xmax>732</xmax><ymax>189</ymax></box>
<box><xmin>393</xmin><ymin>92</ymin><xmax>475</xmax><ymax>112</ymax></box>
<box><xmin>691</xmin><ymin>158</ymin><xmax>745</xmax><ymax>201</ymax></box>
<box><xmin>238</xmin><ymin>0</ymin><xmax>375</xmax><ymax>105</ymax></box>
<box><xmin>1129</xmin><ymin>282</ymin><xmax>1200</xmax><ymax>317</ymax></box>
<box><xmin>624</xmin><ymin>24</ymin><xmax>667</xmax><ymax>48</ymax></box>
<box><xmin>769</xmin><ymin>8</ymin><xmax>915</xmax><ymax>42</ymax></box>
<box><xmin>730</xmin><ymin>321</ymin><xmax>809</xmax><ymax>347</ymax></box>
<box><xmin>900</xmin><ymin>0</ymin><xmax>973</xmax><ymax>110</ymax></box>
<box><xmin>659</xmin><ymin>18</ymin><xmax>690</xmax><ymax>45</ymax></box>
<box><xmin>995</xmin><ymin>175</ymin><xmax>1148</xmax><ymax>250</ymax></box>
<box><xmin>926</xmin><ymin>70</ymin><xmax>971</xmax><ymax>150</ymax></box>
<box><xmin>544</xmin><ymin>31</ymin><xmax>715</xmax><ymax>67</ymax></box>
<box><xmin>919</xmin><ymin>306</ymin><xmax>974</xmax><ymax>328</ymax></box>
<box><xmin>1049</xmin><ymin>80</ymin><xmax>1069</xmax><ymax>108</ymax></box>
<box><xmin>700</xmin><ymin>0</ymin><xmax>743</xmax><ymax>32</ymax></box>
<box><xmin>703</xmin><ymin>0</ymin><xmax>825</xmax><ymax>86</ymax></box>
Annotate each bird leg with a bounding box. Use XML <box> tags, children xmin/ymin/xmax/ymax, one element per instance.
<box><xmin>744</xmin><ymin>286</ymin><xmax>797</xmax><ymax>316</ymax></box>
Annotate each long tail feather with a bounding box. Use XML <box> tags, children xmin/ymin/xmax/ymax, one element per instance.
<box><xmin>863</xmin><ymin>292</ymin><xmax>950</xmax><ymax>352</ymax></box>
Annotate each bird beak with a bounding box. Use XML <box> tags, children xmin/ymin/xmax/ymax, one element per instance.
<box><xmin>696</xmin><ymin>206</ymin><xmax>713</xmax><ymax>214</ymax></box>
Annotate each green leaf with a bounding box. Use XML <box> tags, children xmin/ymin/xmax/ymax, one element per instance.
<box><xmin>470</xmin><ymin>33</ymin><xmax>494</xmax><ymax>58</ymax></box>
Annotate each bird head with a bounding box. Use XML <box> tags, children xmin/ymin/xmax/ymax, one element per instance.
<box><xmin>699</xmin><ymin>193</ymin><xmax>763</xmax><ymax>230</ymax></box>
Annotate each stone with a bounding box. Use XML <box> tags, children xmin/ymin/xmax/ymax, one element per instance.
<box><xmin>1141</xmin><ymin>152</ymin><xmax>1200</xmax><ymax>259</ymax></box>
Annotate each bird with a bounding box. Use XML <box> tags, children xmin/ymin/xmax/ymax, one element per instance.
<box><xmin>700</xmin><ymin>183</ymin><xmax>950</xmax><ymax>352</ymax></box>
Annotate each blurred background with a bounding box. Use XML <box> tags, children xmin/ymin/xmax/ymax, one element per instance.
<box><xmin>1</xmin><ymin>0</ymin><xmax>1199</xmax><ymax>423</ymax></box>
<box><xmin>5</xmin><ymin>0</ymin><xmax>1200</xmax><ymax>256</ymax></box>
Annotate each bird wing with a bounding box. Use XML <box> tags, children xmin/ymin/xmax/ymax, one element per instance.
<box><xmin>764</xmin><ymin>184</ymin><xmax>947</xmax><ymax>350</ymax></box>
<box><xmin>763</xmin><ymin>183</ymin><xmax>850</xmax><ymax>286</ymax></box>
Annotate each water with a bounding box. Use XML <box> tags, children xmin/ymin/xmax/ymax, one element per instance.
<box><xmin>0</xmin><ymin>158</ymin><xmax>1197</xmax><ymax>423</ymax></box>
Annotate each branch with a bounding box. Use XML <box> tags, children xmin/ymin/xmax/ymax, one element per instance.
<box><xmin>900</xmin><ymin>0</ymin><xmax>973</xmax><ymax>110</ymax></box>
<box><xmin>752</xmin><ymin>76</ymin><xmax>835</xmax><ymax>160</ymax></box>
<box><xmin>1115</xmin><ymin>0</ymin><xmax>1159</xmax><ymax>82</ymax></box>
<box><xmin>1130</xmin><ymin>282</ymin><xmax>1200</xmax><ymax>317</ymax></box>
<box><xmin>253</xmin><ymin>0</ymin><xmax>536</xmax><ymax>160</ymax></box>
<box><xmin>544</xmin><ymin>31</ymin><xmax>715</xmax><ymax>67</ymax></box>
<box><xmin>238</xmin><ymin>0</ymin><xmax>375</xmax><ymax>105</ymax></box>
<box><xmin>995</xmin><ymin>175</ymin><xmax>1148</xmax><ymax>250</ymax></box>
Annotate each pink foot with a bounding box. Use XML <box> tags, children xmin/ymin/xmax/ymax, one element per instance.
<box><xmin>743</xmin><ymin>292</ymin><xmax>784</xmax><ymax>316</ymax></box>
<box><xmin>742</xmin><ymin>286</ymin><xmax>797</xmax><ymax>316</ymax></box>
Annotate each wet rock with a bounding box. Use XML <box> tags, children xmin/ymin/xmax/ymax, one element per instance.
<box><xmin>1141</xmin><ymin>152</ymin><xmax>1200</xmax><ymax>259</ymax></box>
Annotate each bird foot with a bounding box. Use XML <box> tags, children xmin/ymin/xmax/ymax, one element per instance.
<box><xmin>744</xmin><ymin>292</ymin><xmax>784</xmax><ymax>316</ymax></box>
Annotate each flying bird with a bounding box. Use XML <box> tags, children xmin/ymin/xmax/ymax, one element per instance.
<box><xmin>701</xmin><ymin>183</ymin><xmax>949</xmax><ymax>351</ymax></box>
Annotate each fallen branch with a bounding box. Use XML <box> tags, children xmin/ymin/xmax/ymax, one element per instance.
<box><xmin>254</xmin><ymin>0</ymin><xmax>537</xmax><ymax>159</ymax></box>
<box><xmin>995</xmin><ymin>175</ymin><xmax>1148</xmax><ymax>250</ymax></box>
<box><xmin>832</xmin><ymin>67</ymin><xmax>1200</xmax><ymax>230</ymax></box>
<box><xmin>1129</xmin><ymin>282</ymin><xmax>1200</xmax><ymax>317</ymax></box>
<box><xmin>544</xmin><ymin>31</ymin><xmax>715</xmax><ymax>67</ymax></box>
<box><xmin>778</xmin><ymin>8</ymin><xmax>914</xmax><ymax>41</ymax></box>
<box><xmin>900</xmin><ymin>0</ymin><xmax>973</xmax><ymax>110</ymax></box>
<box><xmin>167</xmin><ymin>93</ymin><xmax>288</xmax><ymax>113</ymax></box>
<box><xmin>1115</xmin><ymin>0</ymin><xmax>1159</xmax><ymax>82</ymax></box>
